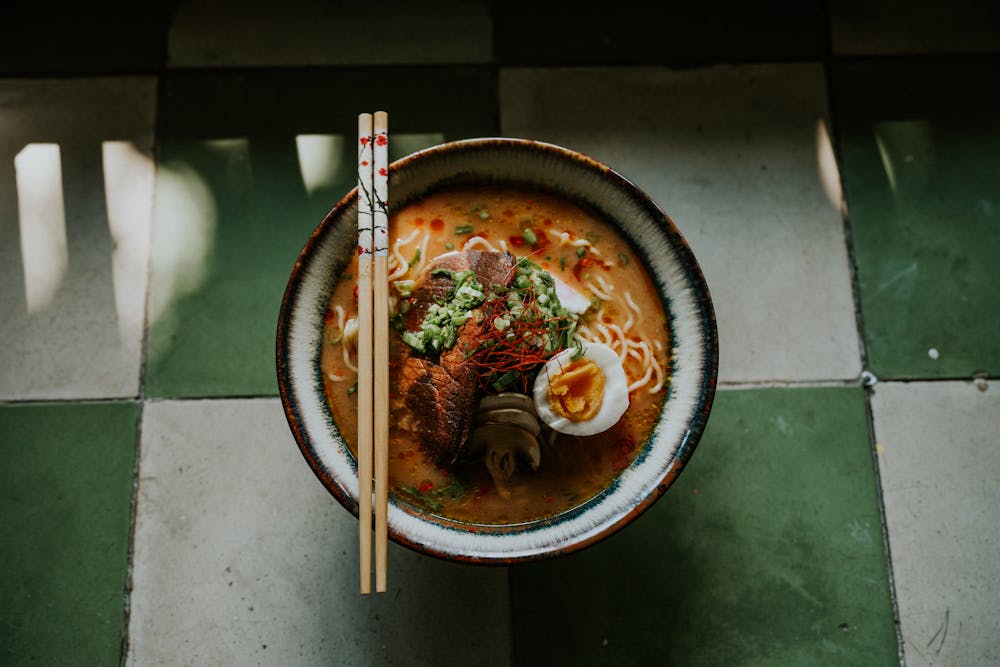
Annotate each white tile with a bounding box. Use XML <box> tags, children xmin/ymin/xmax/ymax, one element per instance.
<box><xmin>871</xmin><ymin>381</ymin><xmax>1000</xmax><ymax>666</ymax></box>
<box><xmin>0</xmin><ymin>77</ymin><xmax>156</xmax><ymax>400</ymax></box>
<box><xmin>167</xmin><ymin>0</ymin><xmax>492</xmax><ymax>67</ymax></box>
<box><xmin>500</xmin><ymin>65</ymin><xmax>861</xmax><ymax>383</ymax></box>
<box><xmin>129</xmin><ymin>398</ymin><xmax>510</xmax><ymax>666</ymax></box>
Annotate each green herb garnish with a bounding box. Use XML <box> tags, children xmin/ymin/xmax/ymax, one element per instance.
<box><xmin>393</xmin><ymin>280</ymin><xmax>415</xmax><ymax>297</ymax></box>
<box><xmin>463</xmin><ymin>259</ymin><xmax>581</xmax><ymax>394</ymax></box>
<box><xmin>455</xmin><ymin>224</ymin><xmax>474</xmax><ymax>235</ymax></box>
<box><xmin>401</xmin><ymin>268</ymin><xmax>486</xmax><ymax>353</ymax></box>
<box><xmin>396</xmin><ymin>479</ymin><xmax>467</xmax><ymax>512</ymax></box>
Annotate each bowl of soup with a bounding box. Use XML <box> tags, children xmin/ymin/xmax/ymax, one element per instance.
<box><xmin>277</xmin><ymin>138</ymin><xmax>717</xmax><ymax>563</ymax></box>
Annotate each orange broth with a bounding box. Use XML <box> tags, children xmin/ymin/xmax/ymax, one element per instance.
<box><xmin>322</xmin><ymin>185</ymin><xmax>670</xmax><ymax>524</ymax></box>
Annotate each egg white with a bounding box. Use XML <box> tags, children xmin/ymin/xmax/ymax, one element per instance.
<box><xmin>552</xmin><ymin>274</ymin><xmax>591</xmax><ymax>314</ymax></box>
<box><xmin>533</xmin><ymin>342</ymin><xmax>630</xmax><ymax>436</ymax></box>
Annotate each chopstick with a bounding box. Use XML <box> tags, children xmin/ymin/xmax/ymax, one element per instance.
<box><xmin>357</xmin><ymin>111</ymin><xmax>390</xmax><ymax>594</ymax></box>
<box><xmin>372</xmin><ymin>111</ymin><xmax>390</xmax><ymax>593</ymax></box>
<box><xmin>356</xmin><ymin>113</ymin><xmax>375</xmax><ymax>594</ymax></box>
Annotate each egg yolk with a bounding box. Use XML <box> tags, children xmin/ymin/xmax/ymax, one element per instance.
<box><xmin>547</xmin><ymin>358</ymin><xmax>605</xmax><ymax>422</ymax></box>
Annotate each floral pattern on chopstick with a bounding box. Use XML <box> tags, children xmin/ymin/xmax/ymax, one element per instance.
<box><xmin>373</xmin><ymin>124</ymin><xmax>389</xmax><ymax>256</ymax></box>
<box><xmin>357</xmin><ymin>125</ymin><xmax>374</xmax><ymax>257</ymax></box>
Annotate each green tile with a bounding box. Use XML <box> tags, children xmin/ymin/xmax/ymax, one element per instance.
<box><xmin>836</xmin><ymin>60</ymin><xmax>1000</xmax><ymax>379</ymax></box>
<box><xmin>0</xmin><ymin>4</ymin><xmax>170</xmax><ymax>74</ymax></box>
<box><xmin>511</xmin><ymin>387</ymin><xmax>897</xmax><ymax>666</ymax></box>
<box><xmin>494</xmin><ymin>1</ymin><xmax>827</xmax><ymax>65</ymax></box>
<box><xmin>147</xmin><ymin>67</ymin><xmax>498</xmax><ymax>397</ymax></box>
<box><xmin>0</xmin><ymin>401</ymin><xmax>138</xmax><ymax>664</ymax></box>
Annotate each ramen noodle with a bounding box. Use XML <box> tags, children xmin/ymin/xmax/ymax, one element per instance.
<box><xmin>322</xmin><ymin>184</ymin><xmax>670</xmax><ymax>524</ymax></box>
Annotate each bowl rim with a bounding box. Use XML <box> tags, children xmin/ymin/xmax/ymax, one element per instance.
<box><xmin>276</xmin><ymin>136</ymin><xmax>719</xmax><ymax>564</ymax></box>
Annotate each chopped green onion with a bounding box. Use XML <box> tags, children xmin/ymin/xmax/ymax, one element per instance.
<box><xmin>617</xmin><ymin>252</ymin><xmax>630</xmax><ymax>266</ymax></box>
<box><xmin>522</xmin><ymin>228</ymin><xmax>538</xmax><ymax>245</ymax></box>
<box><xmin>347</xmin><ymin>382</ymin><xmax>358</xmax><ymax>396</ymax></box>
<box><xmin>560</xmin><ymin>256</ymin><xmax>567</xmax><ymax>271</ymax></box>
<box><xmin>409</xmin><ymin>248</ymin><xmax>421</xmax><ymax>266</ymax></box>
<box><xmin>393</xmin><ymin>280</ymin><xmax>415</xmax><ymax>297</ymax></box>
<box><xmin>400</xmin><ymin>269</ymin><xmax>486</xmax><ymax>353</ymax></box>
<box><xmin>444</xmin><ymin>241</ymin><xmax>454</xmax><ymax>250</ymax></box>
<box><xmin>491</xmin><ymin>371</ymin><xmax>520</xmax><ymax>391</ymax></box>
<box><xmin>455</xmin><ymin>224</ymin><xmax>474</xmax><ymax>235</ymax></box>
<box><xmin>478</xmin><ymin>210</ymin><xmax>490</xmax><ymax>220</ymax></box>
<box><xmin>576</xmin><ymin>247</ymin><xmax>587</xmax><ymax>258</ymax></box>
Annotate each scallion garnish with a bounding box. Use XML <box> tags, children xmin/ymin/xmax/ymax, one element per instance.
<box><xmin>393</xmin><ymin>280</ymin><xmax>415</xmax><ymax>296</ymax></box>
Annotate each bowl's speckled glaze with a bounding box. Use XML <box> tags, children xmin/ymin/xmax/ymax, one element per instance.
<box><xmin>276</xmin><ymin>138</ymin><xmax>718</xmax><ymax>564</ymax></box>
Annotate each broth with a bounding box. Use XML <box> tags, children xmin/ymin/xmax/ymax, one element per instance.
<box><xmin>322</xmin><ymin>185</ymin><xmax>670</xmax><ymax>524</ymax></box>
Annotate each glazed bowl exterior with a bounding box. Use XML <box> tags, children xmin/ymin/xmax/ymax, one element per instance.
<box><xmin>276</xmin><ymin>138</ymin><xmax>718</xmax><ymax>564</ymax></box>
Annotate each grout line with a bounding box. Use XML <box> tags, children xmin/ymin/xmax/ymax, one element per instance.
<box><xmin>119</xmin><ymin>391</ymin><xmax>145</xmax><ymax>667</ymax></box>
<box><xmin>862</xmin><ymin>384</ymin><xmax>907</xmax><ymax>667</ymax></box>
<box><xmin>118</xmin><ymin>68</ymin><xmax>163</xmax><ymax>667</ymax></box>
<box><xmin>5</xmin><ymin>52</ymin><xmax>998</xmax><ymax>81</ymax></box>
<box><xmin>718</xmin><ymin>378</ymin><xmax>863</xmax><ymax>390</ymax></box>
<box><xmin>824</xmin><ymin>71</ymin><xmax>872</xmax><ymax>377</ymax></box>
<box><xmin>0</xmin><ymin>394</ymin><xmax>284</xmax><ymax>407</ymax></box>
<box><xmin>0</xmin><ymin>396</ymin><xmax>141</xmax><ymax>406</ymax></box>
<box><xmin>822</xmin><ymin>47</ymin><xmax>905</xmax><ymax>665</ymax></box>
<box><xmin>3</xmin><ymin>375</ymin><xmax>991</xmax><ymax>409</ymax></box>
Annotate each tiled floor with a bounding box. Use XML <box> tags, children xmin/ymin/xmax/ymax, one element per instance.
<box><xmin>2</xmin><ymin>2</ymin><xmax>998</xmax><ymax>665</ymax></box>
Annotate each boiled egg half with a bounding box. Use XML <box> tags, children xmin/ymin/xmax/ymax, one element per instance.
<box><xmin>533</xmin><ymin>342</ymin><xmax>629</xmax><ymax>436</ymax></box>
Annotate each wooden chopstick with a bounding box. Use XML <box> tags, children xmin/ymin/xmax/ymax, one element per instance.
<box><xmin>356</xmin><ymin>113</ymin><xmax>375</xmax><ymax>595</ymax></box>
<box><xmin>372</xmin><ymin>111</ymin><xmax>390</xmax><ymax>593</ymax></box>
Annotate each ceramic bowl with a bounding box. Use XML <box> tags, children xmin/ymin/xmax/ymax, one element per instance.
<box><xmin>276</xmin><ymin>138</ymin><xmax>717</xmax><ymax>564</ymax></box>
